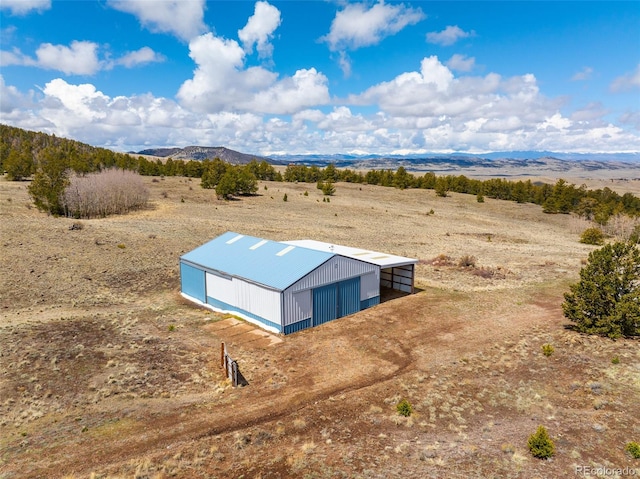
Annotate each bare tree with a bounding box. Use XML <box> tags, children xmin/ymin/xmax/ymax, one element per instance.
<box><xmin>62</xmin><ymin>169</ymin><xmax>149</xmax><ymax>218</ymax></box>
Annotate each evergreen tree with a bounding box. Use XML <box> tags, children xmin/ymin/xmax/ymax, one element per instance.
<box><xmin>28</xmin><ymin>146</ymin><xmax>70</xmax><ymax>215</ymax></box>
<box><xmin>563</xmin><ymin>241</ymin><xmax>640</xmax><ymax>338</ymax></box>
<box><xmin>235</xmin><ymin>166</ymin><xmax>258</xmax><ymax>195</ymax></box>
<box><xmin>4</xmin><ymin>144</ymin><xmax>33</xmax><ymax>180</ymax></box>
<box><xmin>215</xmin><ymin>169</ymin><xmax>238</xmax><ymax>199</ymax></box>
<box><xmin>393</xmin><ymin>166</ymin><xmax>413</xmax><ymax>189</ymax></box>
<box><xmin>201</xmin><ymin>158</ymin><xmax>228</xmax><ymax>189</ymax></box>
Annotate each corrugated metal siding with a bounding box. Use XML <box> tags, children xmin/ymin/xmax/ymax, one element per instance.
<box><xmin>206</xmin><ymin>272</ymin><xmax>235</xmax><ymax>305</ymax></box>
<box><xmin>180</xmin><ymin>262</ymin><xmax>206</xmax><ymax>303</ymax></box>
<box><xmin>338</xmin><ymin>277</ymin><xmax>360</xmax><ymax>317</ymax></box>
<box><xmin>289</xmin><ymin>256</ymin><xmax>377</xmax><ymax>293</ymax></box>
<box><xmin>284</xmin><ymin>318</ymin><xmax>311</xmax><ymax>335</ymax></box>
<box><xmin>313</xmin><ymin>283</ymin><xmax>338</xmax><ymax>326</ymax></box>
<box><xmin>206</xmin><ymin>296</ymin><xmax>282</xmax><ymax>333</ymax></box>
<box><xmin>360</xmin><ymin>271</ymin><xmax>379</xmax><ymax>300</ymax></box>
<box><xmin>282</xmin><ymin>289</ymin><xmax>312</xmax><ymax>326</ymax></box>
<box><xmin>206</xmin><ymin>272</ymin><xmax>282</xmax><ymax>325</ymax></box>
<box><xmin>361</xmin><ymin>296</ymin><xmax>380</xmax><ymax>309</ymax></box>
<box><xmin>234</xmin><ymin>279</ymin><xmax>282</xmax><ymax>325</ymax></box>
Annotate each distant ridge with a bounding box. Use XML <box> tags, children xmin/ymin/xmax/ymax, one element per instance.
<box><xmin>136</xmin><ymin>146</ymin><xmax>284</xmax><ymax>165</ymax></box>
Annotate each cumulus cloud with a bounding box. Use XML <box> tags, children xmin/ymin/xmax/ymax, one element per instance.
<box><xmin>177</xmin><ymin>32</ymin><xmax>329</xmax><ymax>114</ymax></box>
<box><xmin>238</xmin><ymin>1</ymin><xmax>281</xmax><ymax>59</ymax></box>
<box><xmin>0</xmin><ymin>0</ymin><xmax>50</xmax><ymax>15</ymax></box>
<box><xmin>116</xmin><ymin>47</ymin><xmax>165</xmax><ymax>68</ymax></box>
<box><xmin>426</xmin><ymin>25</ymin><xmax>474</xmax><ymax>46</ymax></box>
<box><xmin>446</xmin><ymin>54</ymin><xmax>475</xmax><ymax>72</ymax></box>
<box><xmin>2</xmin><ymin>54</ymin><xmax>639</xmax><ymax>155</ymax></box>
<box><xmin>610</xmin><ymin>64</ymin><xmax>640</xmax><ymax>92</ymax></box>
<box><xmin>108</xmin><ymin>0</ymin><xmax>206</xmax><ymax>42</ymax></box>
<box><xmin>35</xmin><ymin>41</ymin><xmax>102</xmax><ymax>75</ymax></box>
<box><xmin>571</xmin><ymin>66</ymin><xmax>593</xmax><ymax>81</ymax></box>
<box><xmin>1</xmin><ymin>42</ymin><xmax>165</xmax><ymax>74</ymax></box>
<box><xmin>321</xmin><ymin>1</ymin><xmax>424</xmax><ymax>51</ymax></box>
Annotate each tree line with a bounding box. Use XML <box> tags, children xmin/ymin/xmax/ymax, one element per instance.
<box><xmin>2</xmin><ymin>124</ymin><xmax>639</xmax><ymax>222</ymax></box>
<box><xmin>279</xmin><ymin>163</ymin><xmax>640</xmax><ymax>223</ymax></box>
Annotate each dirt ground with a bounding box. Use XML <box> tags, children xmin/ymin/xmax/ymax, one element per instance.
<box><xmin>1</xmin><ymin>170</ymin><xmax>639</xmax><ymax>479</ymax></box>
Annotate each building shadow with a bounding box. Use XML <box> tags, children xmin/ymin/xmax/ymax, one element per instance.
<box><xmin>380</xmin><ymin>285</ymin><xmax>425</xmax><ymax>303</ymax></box>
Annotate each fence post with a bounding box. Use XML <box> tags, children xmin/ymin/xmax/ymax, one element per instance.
<box><xmin>220</xmin><ymin>342</ymin><xmax>225</xmax><ymax>369</ymax></box>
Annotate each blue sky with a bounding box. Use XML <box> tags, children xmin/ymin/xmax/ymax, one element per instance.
<box><xmin>1</xmin><ymin>0</ymin><xmax>639</xmax><ymax>155</ymax></box>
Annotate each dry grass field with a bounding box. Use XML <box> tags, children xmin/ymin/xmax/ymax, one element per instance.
<box><xmin>1</xmin><ymin>169</ymin><xmax>639</xmax><ymax>479</ymax></box>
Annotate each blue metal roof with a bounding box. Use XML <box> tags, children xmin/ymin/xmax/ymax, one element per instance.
<box><xmin>180</xmin><ymin>231</ymin><xmax>335</xmax><ymax>291</ymax></box>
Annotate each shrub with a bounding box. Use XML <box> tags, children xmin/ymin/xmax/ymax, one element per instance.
<box><xmin>527</xmin><ymin>426</ymin><xmax>555</xmax><ymax>459</ymax></box>
<box><xmin>626</xmin><ymin>441</ymin><xmax>640</xmax><ymax>459</ymax></box>
<box><xmin>477</xmin><ymin>193</ymin><xmax>485</xmax><ymax>203</ymax></box>
<box><xmin>611</xmin><ymin>356</ymin><xmax>620</xmax><ymax>365</ymax></box>
<box><xmin>396</xmin><ymin>398</ymin><xmax>413</xmax><ymax>417</ymax></box>
<box><xmin>580</xmin><ymin>227</ymin><xmax>605</xmax><ymax>245</ymax></box>
<box><xmin>541</xmin><ymin>344</ymin><xmax>554</xmax><ymax>357</ymax></box>
<box><xmin>283</xmin><ymin>193</ymin><xmax>288</xmax><ymax>202</ymax></box>
<box><xmin>168</xmin><ymin>324</ymin><xmax>175</xmax><ymax>332</ymax></box>
<box><xmin>458</xmin><ymin>255</ymin><xmax>477</xmax><ymax>268</ymax></box>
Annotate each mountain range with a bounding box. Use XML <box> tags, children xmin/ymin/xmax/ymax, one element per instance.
<box><xmin>136</xmin><ymin>145</ymin><xmax>640</xmax><ymax>173</ymax></box>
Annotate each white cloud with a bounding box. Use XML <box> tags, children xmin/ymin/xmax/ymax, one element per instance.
<box><xmin>1</xmin><ymin>42</ymin><xmax>165</xmax><ymax>74</ymax></box>
<box><xmin>0</xmin><ymin>75</ymin><xmax>32</xmax><ymax>112</ymax></box>
<box><xmin>571</xmin><ymin>66</ymin><xmax>593</xmax><ymax>81</ymax></box>
<box><xmin>1</xmin><ymin>41</ymin><xmax>102</xmax><ymax>75</ymax></box>
<box><xmin>116</xmin><ymin>47</ymin><xmax>165</xmax><ymax>68</ymax></box>
<box><xmin>35</xmin><ymin>41</ymin><xmax>101</xmax><ymax>75</ymax></box>
<box><xmin>321</xmin><ymin>1</ymin><xmax>424</xmax><ymax>51</ymax></box>
<box><xmin>570</xmin><ymin>102</ymin><xmax>608</xmax><ymax>123</ymax></box>
<box><xmin>446</xmin><ymin>54</ymin><xmax>475</xmax><ymax>72</ymax></box>
<box><xmin>108</xmin><ymin>0</ymin><xmax>206</xmax><ymax>42</ymax></box>
<box><xmin>238</xmin><ymin>1</ymin><xmax>281</xmax><ymax>59</ymax></box>
<box><xmin>0</xmin><ymin>47</ymin><xmax>35</xmax><ymax>67</ymax></box>
<box><xmin>2</xmin><ymin>56</ymin><xmax>639</xmax><ymax>155</ymax></box>
<box><xmin>426</xmin><ymin>25</ymin><xmax>474</xmax><ymax>46</ymax></box>
<box><xmin>610</xmin><ymin>64</ymin><xmax>640</xmax><ymax>92</ymax></box>
<box><xmin>177</xmin><ymin>32</ymin><xmax>330</xmax><ymax>114</ymax></box>
<box><xmin>0</xmin><ymin>0</ymin><xmax>50</xmax><ymax>15</ymax></box>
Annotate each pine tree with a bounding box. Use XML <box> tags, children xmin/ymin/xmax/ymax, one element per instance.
<box><xmin>28</xmin><ymin>146</ymin><xmax>70</xmax><ymax>215</ymax></box>
<box><xmin>563</xmin><ymin>241</ymin><xmax>640</xmax><ymax>338</ymax></box>
<box><xmin>527</xmin><ymin>426</ymin><xmax>555</xmax><ymax>459</ymax></box>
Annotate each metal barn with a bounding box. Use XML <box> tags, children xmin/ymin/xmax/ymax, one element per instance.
<box><xmin>180</xmin><ymin>232</ymin><xmax>417</xmax><ymax>335</ymax></box>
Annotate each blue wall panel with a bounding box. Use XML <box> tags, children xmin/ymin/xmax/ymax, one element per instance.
<box><xmin>339</xmin><ymin>277</ymin><xmax>360</xmax><ymax>317</ymax></box>
<box><xmin>313</xmin><ymin>283</ymin><xmax>338</xmax><ymax>326</ymax></box>
<box><xmin>283</xmin><ymin>318</ymin><xmax>311</xmax><ymax>335</ymax></box>
<box><xmin>360</xmin><ymin>296</ymin><xmax>380</xmax><ymax>310</ymax></box>
<box><xmin>312</xmin><ymin>277</ymin><xmax>362</xmax><ymax>327</ymax></box>
<box><xmin>180</xmin><ymin>262</ymin><xmax>206</xmax><ymax>303</ymax></box>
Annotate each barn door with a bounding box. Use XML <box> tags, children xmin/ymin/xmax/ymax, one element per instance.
<box><xmin>313</xmin><ymin>283</ymin><xmax>338</xmax><ymax>326</ymax></box>
<box><xmin>312</xmin><ymin>277</ymin><xmax>361</xmax><ymax>327</ymax></box>
<box><xmin>338</xmin><ymin>276</ymin><xmax>360</xmax><ymax>317</ymax></box>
